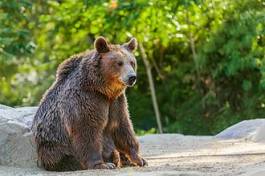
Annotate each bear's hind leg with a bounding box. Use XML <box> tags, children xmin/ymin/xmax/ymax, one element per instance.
<box><xmin>37</xmin><ymin>143</ymin><xmax>81</xmax><ymax>171</ymax></box>
<box><xmin>53</xmin><ymin>155</ymin><xmax>82</xmax><ymax>171</ymax></box>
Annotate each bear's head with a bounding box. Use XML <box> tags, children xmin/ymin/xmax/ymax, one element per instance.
<box><xmin>94</xmin><ymin>37</ymin><xmax>137</xmax><ymax>98</ymax></box>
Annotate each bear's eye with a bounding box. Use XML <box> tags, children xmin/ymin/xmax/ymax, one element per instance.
<box><xmin>130</xmin><ymin>61</ymin><xmax>135</xmax><ymax>68</ymax></box>
<box><xmin>117</xmin><ymin>61</ymin><xmax>123</xmax><ymax>66</ymax></box>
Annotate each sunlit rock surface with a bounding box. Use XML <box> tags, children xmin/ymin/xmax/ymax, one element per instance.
<box><xmin>0</xmin><ymin>104</ymin><xmax>265</xmax><ymax>176</ymax></box>
<box><xmin>0</xmin><ymin>105</ymin><xmax>37</xmax><ymax>167</ymax></box>
<box><xmin>216</xmin><ymin>119</ymin><xmax>265</xmax><ymax>143</ymax></box>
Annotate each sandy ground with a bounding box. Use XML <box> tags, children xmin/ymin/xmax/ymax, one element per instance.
<box><xmin>1</xmin><ymin>134</ymin><xmax>265</xmax><ymax>176</ymax></box>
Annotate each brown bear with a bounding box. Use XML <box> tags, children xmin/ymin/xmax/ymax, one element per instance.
<box><xmin>31</xmin><ymin>37</ymin><xmax>147</xmax><ymax>171</ymax></box>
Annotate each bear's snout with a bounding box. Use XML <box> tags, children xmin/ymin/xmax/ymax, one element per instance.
<box><xmin>126</xmin><ymin>74</ymin><xmax>137</xmax><ymax>87</ymax></box>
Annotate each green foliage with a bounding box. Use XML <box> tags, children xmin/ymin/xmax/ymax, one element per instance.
<box><xmin>0</xmin><ymin>0</ymin><xmax>36</xmax><ymax>105</ymax></box>
<box><xmin>194</xmin><ymin>0</ymin><xmax>265</xmax><ymax>134</ymax></box>
<box><xmin>136</xmin><ymin>128</ymin><xmax>157</xmax><ymax>136</ymax></box>
<box><xmin>0</xmin><ymin>0</ymin><xmax>264</xmax><ymax>135</ymax></box>
<box><xmin>0</xmin><ymin>0</ymin><xmax>35</xmax><ymax>57</ymax></box>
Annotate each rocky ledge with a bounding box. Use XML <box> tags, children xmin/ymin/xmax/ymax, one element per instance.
<box><xmin>1</xmin><ymin>104</ymin><xmax>265</xmax><ymax>176</ymax></box>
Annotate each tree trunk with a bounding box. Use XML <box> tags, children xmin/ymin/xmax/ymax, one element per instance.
<box><xmin>139</xmin><ymin>42</ymin><xmax>163</xmax><ymax>133</ymax></box>
<box><xmin>186</xmin><ymin>9</ymin><xmax>200</xmax><ymax>89</ymax></box>
<box><xmin>186</xmin><ymin>10</ymin><xmax>199</xmax><ymax>77</ymax></box>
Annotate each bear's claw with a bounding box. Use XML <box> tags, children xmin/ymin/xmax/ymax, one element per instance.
<box><xmin>94</xmin><ymin>162</ymin><xmax>116</xmax><ymax>169</ymax></box>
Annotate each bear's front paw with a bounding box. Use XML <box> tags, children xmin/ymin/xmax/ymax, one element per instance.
<box><xmin>94</xmin><ymin>162</ymin><xmax>116</xmax><ymax>169</ymax></box>
<box><xmin>134</xmin><ymin>156</ymin><xmax>148</xmax><ymax>167</ymax></box>
<box><xmin>130</xmin><ymin>153</ymin><xmax>148</xmax><ymax>167</ymax></box>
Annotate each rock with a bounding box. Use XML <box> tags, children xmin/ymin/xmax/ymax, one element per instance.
<box><xmin>0</xmin><ymin>105</ymin><xmax>37</xmax><ymax>168</ymax></box>
<box><xmin>216</xmin><ymin>119</ymin><xmax>265</xmax><ymax>143</ymax></box>
<box><xmin>1</xmin><ymin>103</ymin><xmax>265</xmax><ymax>176</ymax></box>
<box><xmin>0</xmin><ymin>104</ymin><xmax>15</xmax><ymax>110</ymax></box>
<box><xmin>15</xmin><ymin>107</ymin><xmax>38</xmax><ymax>128</ymax></box>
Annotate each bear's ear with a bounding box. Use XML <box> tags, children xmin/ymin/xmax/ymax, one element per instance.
<box><xmin>94</xmin><ymin>37</ymin><xmax>110</xmax><ymax>53</ymax></box>
<box><xmin>123</xmin><ymin>38</ymin><xmax>137</xmax><ymax>52</ymax></box>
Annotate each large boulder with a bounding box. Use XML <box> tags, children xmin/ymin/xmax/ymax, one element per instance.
<box><xmin>216</xmin><ymin>119</ymin><xmax>265</xmax><ymax>143</ymax></box>
<box><xmin>0</xmin><ymin>105</ymin><xmax>37</xmax><ymax>167</ymax></box>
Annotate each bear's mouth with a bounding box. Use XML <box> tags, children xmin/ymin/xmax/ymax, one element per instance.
<box><xmin>121</xmin><ymin>74</ymin><xmax>137</xmax><ymax>87</ymax></box>
<box><xmin>126</xmin><ymin>75</ymin><xmax>137</xmax><ymax>87</ymax></box>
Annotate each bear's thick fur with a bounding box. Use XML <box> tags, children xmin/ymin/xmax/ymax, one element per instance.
<box><xmin>31</xmin><ymin>37</ymin><xmax>147</xmax><ymax>171</ymax></box>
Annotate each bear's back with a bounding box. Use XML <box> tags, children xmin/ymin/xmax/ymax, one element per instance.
<box><xmin>56</xmin><ymin>54</ymin><xmax>83</xmax><ymax>82</ymax></box>
<box><xmin>32</xmin><ymin>51</ymin><xmax>91</xmax><ymax>140</ymax></box>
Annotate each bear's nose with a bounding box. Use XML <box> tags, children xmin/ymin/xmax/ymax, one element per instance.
<box><xmin>128</xmin><ymin>75</ymin><xmax>137</xmax><ymax>86</ymax></box>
